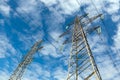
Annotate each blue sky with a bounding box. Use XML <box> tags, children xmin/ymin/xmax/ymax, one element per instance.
<box><xmin>0</xmin><ymin>0</ymin><xmax>120</xmax><ymax>80</ymax></box>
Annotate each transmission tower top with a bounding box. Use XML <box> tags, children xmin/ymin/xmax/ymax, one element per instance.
<box><xmin>60</xmin><ymin>13</ymin><xmax>102</xmax><ymax>80</ymax></box>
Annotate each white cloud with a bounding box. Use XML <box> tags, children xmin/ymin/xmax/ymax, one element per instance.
<box><xmin>53</xmin><ymin>67</ymin><xmax>67</xmax><ymax>80</ymax></box>
<box><xmin>4</xmin><ymin>0</ymin><xmax>120</xmax><ymax>79</ymax></box>
<box><xmin>49</xmin><ymin>31</ymin><xmax>61</xmax><ymax>41</ymax></box>
<box><xmin>0</xmin><ymin>70</ymin><xmax>9</xmax><ymax>80</ymax></box>
<box><xmin>17</xmin><ymin>0</ymin><xmax>43</xmax><ymax>28</ymax></box>
<box><xmin>17</xmin><ymin>0</ymin><xmax>38</xmax><ymax>14</ymax></box>
<box><xmin>22</xmin><ymin>62</ymin><xmax>50</xmax><ymax>80</ymax></box>
<box><xmin>99</xmin><ymin>59</ymin><xmax>119</xmax><ymax>80</ymax></box>
<box><xmin>88</xmin><ymin>34</ymin><xmax>120</xmax><ymax>79</ymax></box>
<box><xmin>58</xmin><ymin>0</ymin><xmax>80</xmax><ymax>15</ymax></box>
<box><xmin>88</xmin><ymin>35</ymin><xmax>107</xmax><ymax>54</ymax></box>
<box><xmin>45</xmin><ymin>8</ymin><xmax>65</xmax><ymax>31</ymax></box>
<box><xmin>0</xmin><ymin>33</ymin><xmax>16</xmax><ymax>58</ymax></box>
<box><xmin>17</xmin><ymin>30</ymin><xmax>44</xmax><ymax>50</ymax></box>
<box><xmin>40</xmin><ymin>0</ymin><xmax>57</xmax><ymax>6</ymax></box>
<box><xmin>16</xmin><ymin>0</ymin><xmax>120</xmax><ymax>26</ymax></box>
<box><xmin>37</xmin><ymin>0</ymin><xmax>120</xmax><ymax>21</ymax></box>
<box><xmin>104</xmin><ymin>0</ymin><xmax>119</xmax><ymax>14</ymax></box>
<box><xmin>0</xmin><ymin>0</ymin><xmax>11</xmax><ymax>16</ymax></box>
<box><xmin>111</xmin><ymin>14</ymin><xmax>120</xmax><ymax>22</ymax></box>
<box><xmin>40</xmin><ymin>0</ymin><xmax>80</xmax><ymax>15</ymax></box>
<box><xmin>40</xmin><ymin>43</ymin><xmax>61</xmax><ymax>57</ymax></box>
<box><xmin>112</xmin><ymin>23</ymin><xmax>120</xmax><ymax>60</ymax></box>
<box><xmin>112</xmin><ymin>24</ymin><xmax>120</xmax><ymax>50</ymax></box>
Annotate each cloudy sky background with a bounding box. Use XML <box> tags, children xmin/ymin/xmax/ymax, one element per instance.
<box><xmin>0</xmin><ymin>0</ymin><xmax>120</xmax><ymax>80</ymax></box>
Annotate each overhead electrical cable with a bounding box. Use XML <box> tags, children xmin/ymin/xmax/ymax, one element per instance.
<box><xmin>76</xmin><ymin>0</ymin><xmax>120</xmax><ymax>76</ymax></box>
<box><xmin>9</xmin><ymin>0</ymin><xmax>65</xmax><ymax>57</ymax></box>
<box><xmin>89</xmin><ymin>0</ymin><xmax>120</xmax><ymax>75</ymax></box>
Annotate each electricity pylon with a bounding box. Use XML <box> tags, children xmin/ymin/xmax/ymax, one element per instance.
<box><xmin>59</xmin><ymin>14</ymin><xmax>102</xmax><ymax>80</ymax></box>
<box><xmin>9</xmin><ymin>40</ymin><xmax>43</xmax><ymax>80</ymax></box>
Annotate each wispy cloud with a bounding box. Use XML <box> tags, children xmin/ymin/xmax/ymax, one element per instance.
<box><xmin>0</xmin><ymin>0</ymin><xmax>119</xmax><ymax>80</ymax></box>
<box><xmin>88</xmin><ymin>34</ymin><xmax>120</xmax><ymax>79</ymax></box>
<box><xmin>0</xmin><ymin>0</ymin><xmax>11</xmax><ymax>16</ymax></box>
<box><xmin>0</xmin><ymin>69</ymin><xmax>9</xmax><ymax>80</ymax></box>
<box><xmin>0</xmin><ymin>33</ymin><xmax>16</xmax><ymax>58</ymax></box>
<box><xmin>22</xmin><ymin>62</ymin><xmax>50</xmax><ymax>80</ymax></box>
<box><xmin>112</xmin><ymin>23</ymin><xmax>120</xmax><ymax>61</ymax></box>
<box><xmin>16</xmin><ymin>0</ymin><xmax>43</xmax><ymax>28</ymax></box>
<box><xmin>53</xmin><ymin>67</ymin><xmax>67</xmax><ymax>80</ymax></box>
<box><xmin>40</xmin><ymin>0</ymin><xmax>80</xmax><ymax>15</ymax></box>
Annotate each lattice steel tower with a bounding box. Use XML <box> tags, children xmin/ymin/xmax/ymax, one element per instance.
<box><xmin>9</xmin><ymin>40</ymin><xmax>43</xmax><ymax>80</ymax></box>
<box><xmin>59</xmin><ymin>14</ymin><xmax>102</xmax><ymax>80</ymax></box>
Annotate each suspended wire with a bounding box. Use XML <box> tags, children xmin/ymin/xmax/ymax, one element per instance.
<box><xmin>91</xmin><ymin>0</ymin><xmax>120</xmax><ymax>74</ymax></box>
<box><xmin>119</xmin><ymin>0</ymin><xmax>120</xmax><ymax>11</ymax></box>
<box><xmin>89</xmin><ymin>0</ymin><xmax>120</xmax><ymax>75</ymax></box>
<box><xmin>89</xmin><ymin>0</ymin><xmax>108</xmax><ymax>32</ymax></box>
<box><xmin>10</xmin><ymin>0</ymin><xmax>120</xmax><ymax>74</ymax></box>
<box><xmin>10</xmin><ymin>1</ymin><xmax>57</xmax><ymax>50</ymax></box>
<box><xmin>9</xmin><ymin>0</ymin><xmax>66</xmax><ymax>57</ymax></box>
<box><xmin>43</xmin><ymin>37</ymin><xmax>59</xmax><ymax>51</ymax></box>
<box><xmin>90</xmin><ymin>0</ymin><xmax>100</xmax><ymax>15</ymax></box>
<box><xmin>76</xmin><ymin>0</ymin><xmax>102</xmax><ymax>42</ymax></box>
<box><xmin>76</xmin><ymin>0</ymin><xmax>82</xmax><ymax>14</ymax></box>
<box><xmin>76</xmin><ymin>0</ymin><xmax>97</xmax><ymax>30</ymax></box>
<box><xmin>90</xmin><ymin>0</ymin><xmax>115</xmax><ymax>41</ymax></box>
<box><xmin>76</xmin><ymin>0</ymin><xmax>120</xmax><ymax>77</ymax></box>
<box><xmin>90</xmin><ymin>0</ymin><xmax>120</xmax><ymax>58</ymax></box>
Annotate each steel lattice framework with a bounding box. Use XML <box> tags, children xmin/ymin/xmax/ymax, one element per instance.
<box><xmin>9</xmin><ymin>40</ymin><xmax>43</xmax><ymax>80</ymax></box>
<box><xmin>59</xmin><ymin>14</ymin><xmax>102</xmax><ymax>80</ymax></box>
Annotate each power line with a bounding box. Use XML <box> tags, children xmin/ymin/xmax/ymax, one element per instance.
<box><xmin>8</xmin><ymin>0</ymin><xmax>69</xmax><ymax>61</ymax></box>
<box><xmin>89</xmin><ymin>0</ymin><xmax>120</xmax><ymax>75</ymax></box>
<box><xmin>10</xmin><ymin>0</ymin><xmax>61</xmax><ymax>51</ymax></box>
<box><xmin>75</xmin><ymin>0</ymin><xmax>120</xmax><ymax>77</ymax></box>
<box><xmin>76</xmin><ymin>0</ymin><xmax>82</xmax><ymax>13</ymax></box>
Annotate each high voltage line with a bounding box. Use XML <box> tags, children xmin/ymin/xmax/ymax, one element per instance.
<box><xmin>9</xmin><ymin>0</ymin><xmax>59</xmax><ymax>51</ymax></box>
<box><xmin>89</xmin><ymin>0</ymin><xmax>120</xmax><ymax>75</ymax></box>
<box><xmin>76</xmin><ymin>0</ymin><xmax>120</xmax><ymax>76</ymax></box>
<box><xmin>6</xmin><ymin>0</ymin><xmax>120</xmax><ymax>79</ymax></box>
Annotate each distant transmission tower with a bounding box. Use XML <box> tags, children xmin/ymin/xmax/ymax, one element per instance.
<box><xmin>59</xmin><ymin>14</ymin><xmax>102</xmax><ymax>80</ymax></box>
<box><xmin>9</xmin><ymin>40</ymin><xmax>43</xmax><ymax>80</ymax></box>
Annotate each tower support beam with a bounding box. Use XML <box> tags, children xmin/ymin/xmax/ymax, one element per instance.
<box><xmin>66</xmin><ymin>15</ymin><xmax>102</xmax><ymax>80</ymax></box>
<box><xmin>9</xmin><ymin>40</ymin><xmax>43</xmax><ymax>80</ymax></box>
